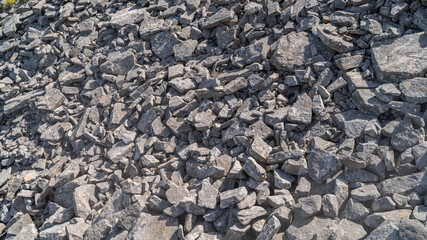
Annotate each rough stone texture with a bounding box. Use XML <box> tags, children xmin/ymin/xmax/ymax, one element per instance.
<box><xmin>371</xmin><ymin>32</ymin><xmax>427</xmax><ymax>83</ymax></box>
<box><xmin>271</xmin><ymin>31</ymin><xmax>333</xmax><ymax>72</ymax></box>
<box><xmin>399</xmin><ymin>77</ymin><xmax>427</xmax><ymax>104</ymax></box>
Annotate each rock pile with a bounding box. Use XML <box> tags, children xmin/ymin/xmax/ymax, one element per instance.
<box><xmin>0</xmin><ymin>0</ymin><xmax>426</xmax><ymax>239</ymax></box>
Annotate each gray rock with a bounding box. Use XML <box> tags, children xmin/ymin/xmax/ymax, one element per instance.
<box><xmin>399</xmin><ymin>77</ymin><xmax>427</xmax><ymax>104</ymax></box>
<box><xmin>413</xmin><ymin>142</ymin><xmax>427</xmax><ymax>170</ymax></box>
<box><xmin>330</xmin><ymin>219</ymin><xmax>367</xmax><ymax>240</ymax></box>
<box><xmin>371</xmin><ymin>32</ymin><xmax>427</xmax><ymax>83</ymax></box>
<box><xmin>73</xmin><ymin>184</ymin><xmax>96</xmax><ymax>220</ymax></box>
<box><xmin>249</xmin><ymin>137</ymin><xmax>272</xmax><ymax>163</ymax></box>
<box><xmin>66</xmin><ymin>218</ymin><xmax>90</xmax><ymax>240</ymax></box>
<box><xmin>174</xmin><ymin>39</ymin><xmax>197</xmax><ymax>61</ymax></box>
<box><xmin>351</xmin><ymin>184</ymin><xmax>380</xmax><ymax>202</ymax></box>
<box><xmin>293</xmin><ymin>195</ymin><xmax>322</xmax><ymax>219</ymax></box>
<box><xmin>315</xmin><ymin>24</ymin><xmax>354</xmax><ymax>53</ymax></box>
<box><xmin>109</xmin><ymin>103</ymin><xmax>128</xmax><ymax>128</ymax></box>
<box><xmin>334</xmin><ymin>54</ymin><xmax>364</xmax><ymax>70</ymax></box>
<box><xmin>243</xmin><ymin>157</ymin><xmax>266</xmax><ymax>182</ymax></box>
<box><xmin>223</xmin><ymin>77</ymin><xmax>248</xmax><ymax>95</ymax></box>
<box><xmin>399</xmin><ymin>218</ymin><xmax>427</xmax><ymax>240</ymax></box>
<box><xmin>371</xmin><ymin>196</ymin><xmax>396</xmax><ymax>212</ymax></box>
<box><xmin>365</xmin><ymin>219</ymin><xmax>399</xmax><ymax>240</ymax></box>
<box><xmin>256</xmin><ymin>216</ymin><xmax>281</xmax><ymax>240</ymax></box>
<box><xmin>201</xmin><ymin>8</ymin><xmax>234</xmax><ymax>29</ymax></box>
<box><xmin>3</xmin><ymin>14</ymin><xmax>18</xmax><ymax>38</ymax></box>
<box><xmin>391</xmin><ymin>117</ymin><xmax>422</xmax><ymax>152</ymax></box>
<box><xmin>273</xmin><ymin>169</ymin><xmax>295</xmax><ymax>189</ymax></box>
<box><xmin>333</xmin><ymin>110</ymin><xmax>376</xmax><ymax>138</ymax></box>
<box><xmin>40</xmin><ymin>122</ymin><xmax>72</xmax><ymax>143</ymax></box>
<box><xmin>107</xmin><ymin>141</ymin><xmax>134</xmax><ymax>163</ymax></box>
<box><xmin>39</xmin><ymin>222</ymin><xmax>69</xmax><ymax>240</ymax></box>
<box><xmin>127</xmin><ymin>214</ymin><xmax>178</xmax><ymax>240</ymax></box>
<box><xmin>233</xmin><ymin>39</ymin><xmax>269</xmax><ymax>66</ymax></box>
<box><xmin>83</xmin><ymin>219</ymin><xmax>112</xmax><ymax>240</ymax></box>
<box><xmin>343</xmin><ymin>198</ymin><xmax>370</xmax><ymax>221</ymax></box>
<box><xmin>322</xmin><ymin>194</ymin><xmax>339</xmax><ymax>218</ymax></box>
<box><xmin>151</xmin><ymin>31</ymin><xmax>178</xmax><ymax>58</ymax></box>
<box><xmin>12</xmin><ymin>222</ymin><xmax>38</xmax><ymax>240</ymax></box>
<box><xmin>235</xmin><ymin>206</ymin><xmax>267</xmax><ymax>225</ymax></box>
<box><xmin>35</xmin><ymin>88</ymin><xmax>66</xmax><ymax>111</ymax></box>
<box><xmin>100</xmin><ymin>49</ymin><xmax>136</xmax><ymax>76</ymax></box>
<box><xmin>109</xmin><ymin>6</ymin><xmax>145</xmax><ymax>27</ymax></box>
<box><xmin>378</xmin><ymin>171</ymin><xmax>427</xmax><ymax>196</ymax></box>
<box><xmin>412</xmin><ymin>205</ymin><xmax>427</xmax><ymax>221</ymax></box>
<box><xmin>287</xmin><ymin>93</ymin><xmax>312</xmax><ymax>124</ymax></box>
<box><xmin>375</xmin><ymin>83</ymin><xmax>401</xmax><ymax>102</ymax></box>
<box><xmin>307</xmin><ymin>148</ymin><xmax>342</xmax><ymax>182</ymax></box>
<box><xmin>271</xmin><ymin>31</ymin><xmax>333</xmax><ymax>72</ymax></box>
<box><xmin>414</xmin><ymin>8</ymin><xmax>427</xmax><ymax>31</ymax></box>
<box><xmin>4</xmin><ymin>90</ymin><xmax>44</xmax><ymax>114</ymax></box>
<box><xmin>351</xmin><ymin>89</ymin><xmax>389</xmax><ymax>115</ymax></box>
<box><xmin>344</xmin><ymin>71</ymin><xmax>379</xmax><ymax>92</ymax></box>
<box><xmin>198</xmin><ymin>179</ymin><xmax>218</xmax><ymax>209</ymax></box>
<box><xmin>286</xmin><ymin>217</ymin><xmax>338</xmax><ymax>240</ymax></box>
<box><xmin>220</xmin><ymin>187</ymin><xmax>248</xmax><ymax>208</ymax></box>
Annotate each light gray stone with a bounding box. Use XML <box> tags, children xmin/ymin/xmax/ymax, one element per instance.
<box><xmin>371</xmin><ymin>32</ymin><xmax>427</xmax><ymax>83</ymax></box>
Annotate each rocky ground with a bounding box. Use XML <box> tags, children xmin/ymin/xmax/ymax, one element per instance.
<box><xmin>0</xmin><ymin>0</ymin><xmax>426</xmax><ymax>239</ymax></box>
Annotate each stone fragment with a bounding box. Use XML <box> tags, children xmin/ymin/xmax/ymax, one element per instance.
<box><xmin>352</xmin><ymin>89</ymin><xmax>389</xmax><ymax>115</ymax></box>
<box><xmin>414</xmin><ymin>8</ymin><xmax>427</xmax><ymax>31</ymax></box>
<box><xmin>243</xmin><ymin>157</ymin><xmax>266</xmax><ymax>181</ymax></box>
<box><xmin>174</xmin><ymin>39</ymin><xmax>197</xmax><ymax>61</ymax></box>
<box><xmin>271</xmin><ymin>31</ymin><xmax>333</xmax><ymax>72</ymax></box>
<box><xmin>40</xmin><ymin>122</ymin><xmax>72</xmax><ymax>143</ymax></box>
<box><xmin>287</xmin><ymin>93</ymin><xmax>312</xmax><ymax>124</ymax></box>
<box><xmin>399</xmin><ymin>77</ymin><xmax>427</xmax><ymax>104</ymax></box>
<box><xmin>201</xmin><ymin>8</ymin><xmax>234</xmax><ymax>29</ymax></box>
<box><xmin>73</xmin><ymin>184</ymin><xmax>96</xmax><ymax>219</ymax></box>
<box><xmin>315</xmin><ymin>24</ymin><xmax>354</xmax><ymax>53</ymax></box>
<box><xmin>334</xmin><ymin>55</ymin><xmax>364</xmax><ymax>70</ymax></box>
<box><xmin>330</xmin><ymin>219</ymin><xmax>367</xmax><ymax>240</ymax></box>
<box><xmin>391</xmin><ymin>117</ymin><xmax>421</xmax><ymax>152</ymax></box>
<box><xmin>83</xmin><ymin>219</ymin><xmax>112</xmax><ymax>240</ymax></box>
<box><xmin>286</xmin><ymin>217</ymin><xmax>338</xmax><ymax>240</ymax></box>
<box><xmin>273</xmin><ymin>169</ymin><xmax>295</xmax><ymax>189</ymax></box>
<box><xmin>109</xmin><ymin>6</ymin><xmax>145</xmax><ymax>27</ymax></box>
<box><xmin>322</xmin><ymin>194</ymin><xmax>339</xmax><ymax>218</ymax></box>
<box><xmin>399</xmin><ymin>218</ymin><xmax>427</xmax><ymax>240</ymax></box>
<box><xmin>233</xmin><ymin>40</ymin><xmax>269</xmax><ymax>66</ymax></box>
<box><xmin>249</xmin><ymin>137</ymin><xmax>272</xmax><ymax>163</ymax></box>
<box><xmin>371</xmin><ymin>32</ymin><xmax>427</xmax><ymax>82</ymax></box>
<box><xmin>365</xmin><ymin>220</ymin><xmax>399</xmax><ymax>240</ymax></box>
<box><xmin>35</xmin><ymin>88</ymin><xmax>66</xmax><ymax>111</ymax></box>
<box><xmin>343</xmin><ymin>198</ymin><xmax>370</xmax><ymax>221</ymax></box>
<box><xmin>151</xmin><ymin>31</ymin><xmax>178</xmax><ymax>58</ymax></box>
<box><xmin>169</xmin><ymin>78</ymin><xmax>197</xmax><ymax>94</ymax></box>
<box><xmin>198</xmin><ymin>179</ymin><xmax>218</xmax><ymax>209</ymax></box>
<box><xmin>413</xmin><ymin>142</ymin><xmax>427</xmax><ymax>170</ymax></box>
<box><xmin>307</xmin><ymin>149</ymin><xmax>342</xmax><ymax>182</ymax></box>
<box><xmin>220</xmin><ymin>187</ymin><xmax>248</xmax><ymax>208</ymax></box>
<box><xmin>371</xmin><ymin>196</ymin><xmax>396</xmax><ymax>212</ymax></box>
<box><xmin>375</xmin><ymin>83</ymin><xmax>401</xmax><ymax>102</ymax></box>
<box><xmin>3</xmin><ymin>14</ymin><xmax>18</xmax><ymax>38</ymax></box>
<box><xmin>333</xmin><ymin>110</ymin><xmax>376</xmax><ymax>138</ymax></box>
<box><xmin>256</xmin><ymin>216</ymin><xmax>281</xmax><ymax>240</ymax></box>
<box><xmin>66</xmin><ymin>218</ymin><xmax>90</xmax><ymax>240</ymax></box>
<box><xmin>109</xmin><ymin>103</ymin><xmax>128</xmax><ymax>129</ymax></box>
<box><xmin>235</xmin><ymin>206</ymin><xmax>267</xmax><ymax>225</ymax></box>
<box><xmin>107</xmin><ymin>141</ymin><xmax>134</xmax><ymax>163</ymax></box>
<box><xmin>293</xmin><ymin>195</ymin><xmax>322</xmax><ymax>219</ymax></box>
<box><xmin>351</xmin><ymin>184</ymin><xmax>380</xmax><ymax>201</ymax></box>
<box><xmin>4</xmin><ymin>90</ymin><xmax>44</xmax><ymax>114</ymax></box>
<box><xmin>377</xmin><ymin>171</ymin><xmax>427</xmax><ymax>196</ymax></box>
